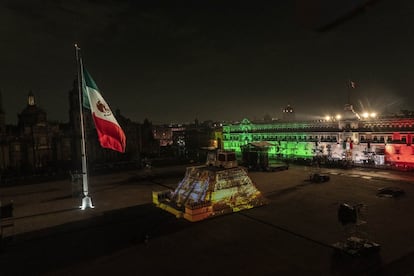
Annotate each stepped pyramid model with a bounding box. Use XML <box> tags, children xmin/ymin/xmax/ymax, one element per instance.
<box><xmin>153</xmin><ymin>150</ymin><xmax>266</xmax><ymax>222</ymax></box>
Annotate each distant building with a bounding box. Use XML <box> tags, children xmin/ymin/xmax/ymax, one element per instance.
<box><xmin>0</xmin><ymin>91</ymin><xmax>71</xmax><ymax>175</ymax></box>
<box><xmin>223</xmin><ymin>106</ymin><xmax>414</xmax><ymax>169</ymax></box>
<box><xmin>153</xmin><ymin>125</ymin><xmax>173</xmax><ymax>147</ymax></box>
<box><xmin>0</xmin><ymin>81</ymin><xmax>156</xmax><ymax>178</ymax></box>
<box><xmin>151</xmin><ymin>120</ymin><xmax>222</xmax><ymax>162</ymax></box>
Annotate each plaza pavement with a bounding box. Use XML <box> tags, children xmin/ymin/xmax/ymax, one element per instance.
<box><xmin>1</xmin><ymin>164</ymin><xmax>414</xmax><ymax>275</ymax></box>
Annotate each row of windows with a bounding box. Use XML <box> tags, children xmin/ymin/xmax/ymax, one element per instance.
<box><xmin>360</xmin><ymin>136</ymin><xmax>414</xmax><ymax>143</ymax></box>
<box><xmin>227</xmin><ymin>125</ymin><xmax>339</xmax><ymax>132</ymax></box>
<box><xmin>224</xmin><ymin>135</ymin><xmax>338</xmax><ymax>142</ymax></box>
<box><xmin>225</xmin><ymin>133</ymin><xmax>414</xmax><ymax>144</ymax></box>
<box><xmin>363</xmin><ymin>123</ymin><xmax>414</xmax><ymax>129</ymax></box>
<box><xmin>225</xmin><ymin>120</ymin><xmax>414</xmax><ymax>134</ymax></box>
<box><xmin>360</xmin><ymin>136</ymin><xmax>389</xmax><ymax>142</ymax></box>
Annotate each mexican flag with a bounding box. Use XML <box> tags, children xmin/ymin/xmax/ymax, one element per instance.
<box><xmin>82</xmin><ymin>67</ymin><xmax>126</xmax><ymax>153</ymax></box>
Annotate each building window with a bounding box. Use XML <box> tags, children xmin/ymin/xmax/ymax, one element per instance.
<box><xmin>13</xmin><ymin>144</ymin><xmax>21</xmax><ymax>152</ymax></box>
<box><xmin>40</xmin><ymin>136</ymin><xmax>47</xmax><ymax>145</ymax></box>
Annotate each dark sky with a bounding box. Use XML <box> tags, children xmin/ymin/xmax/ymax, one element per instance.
<box><xmin>1</xmin><ymin>0</ymin><xmax>414</xmax><ymax>124</ymax></box>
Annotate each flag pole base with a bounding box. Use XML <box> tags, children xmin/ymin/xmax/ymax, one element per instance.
<box><xmin>80</xmin><ymin>196</ymin><xmax>94</xmax><ymax>210</ymax></box>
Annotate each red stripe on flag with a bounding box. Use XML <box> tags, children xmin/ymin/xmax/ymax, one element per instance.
<box><xmin>92</xmin><ymin>113</ymin><xmax>126</xmax><ymax>153</ymax></box>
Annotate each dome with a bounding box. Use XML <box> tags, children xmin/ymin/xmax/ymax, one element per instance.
<box><xmin>18</xmin><ymin>92</ymin><xmax>48</xmax><ymax>126</ymax></box>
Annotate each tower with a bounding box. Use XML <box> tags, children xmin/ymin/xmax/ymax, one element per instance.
<box><xmin>28</xmin><ymin>90</ymin><xmax>36</xmax><ymax>106</ymax></box>
<box><xmin>18</xmin><ymin>91</ymin><xmax>47</xmax><ymax>127</ymax></box>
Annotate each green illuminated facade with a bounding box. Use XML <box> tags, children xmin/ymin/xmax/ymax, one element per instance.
<box><xmin>223</xmin><ymin>118</ymin><xmax>339</xmax><ymax>160</ymax></box>
<box><xmin>222</xmin><ymin>117</ymin><xmax>414</xmax><ymax>167</ymax></box>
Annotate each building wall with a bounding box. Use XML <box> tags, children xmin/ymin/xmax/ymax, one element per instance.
<box><xmin>222</xmin><ymin>118</ymin><xmax>414</xmax><ymax>168</ymax></box>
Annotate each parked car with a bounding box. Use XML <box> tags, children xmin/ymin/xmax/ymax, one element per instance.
<box><xmin>377</xmin><ymin>187</ymin><xmax>405</xmax><ymax>198</ymax></box>
<box><xmin>309</xmin><ymin>173</ymin><xmax>330</xmax><ymax>183</ymax></box>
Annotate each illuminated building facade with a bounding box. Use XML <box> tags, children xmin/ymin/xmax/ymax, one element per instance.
<box><xmin>151</xmin><ymin>120</ymin><xmax>221</xmax><ymax>161</ymax></box>
<box><xmin>222</xmin><ymin>109</ymin><xmax>414</xmax><ymax>169</ymax></box>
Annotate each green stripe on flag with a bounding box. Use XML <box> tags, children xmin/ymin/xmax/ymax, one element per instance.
<box><xmin>83</xmin><ymin>68</ymin><xmax>99</xmax><ymax>90</ymax></box>
<box><xmin>82</xmin><ymin>67</ymin><xmax>99</xmax><ymax>110</ymax></box>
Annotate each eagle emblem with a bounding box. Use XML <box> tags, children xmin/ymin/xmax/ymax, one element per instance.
<box><xmin>96</xmin><ymin>100</ymin><xmax>112</xmax><ymax>116</ymax></box>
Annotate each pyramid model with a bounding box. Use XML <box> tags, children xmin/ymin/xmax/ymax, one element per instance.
<box><xmin>153</xmin><ymin>164</ymin><xmax>266</xmax><ymax>222</ymax></box>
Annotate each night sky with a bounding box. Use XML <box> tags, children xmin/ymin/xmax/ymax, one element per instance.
<box><xmin>2</xmin><ymin>0</ymin><xmax>414</xmax><ymax>125</ymax></box>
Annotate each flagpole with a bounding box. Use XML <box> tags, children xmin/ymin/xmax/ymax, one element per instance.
<box><xmin>75</xmin><ymin>44</ymin><xmax>94</xmax><ymax>210</ymax></box>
